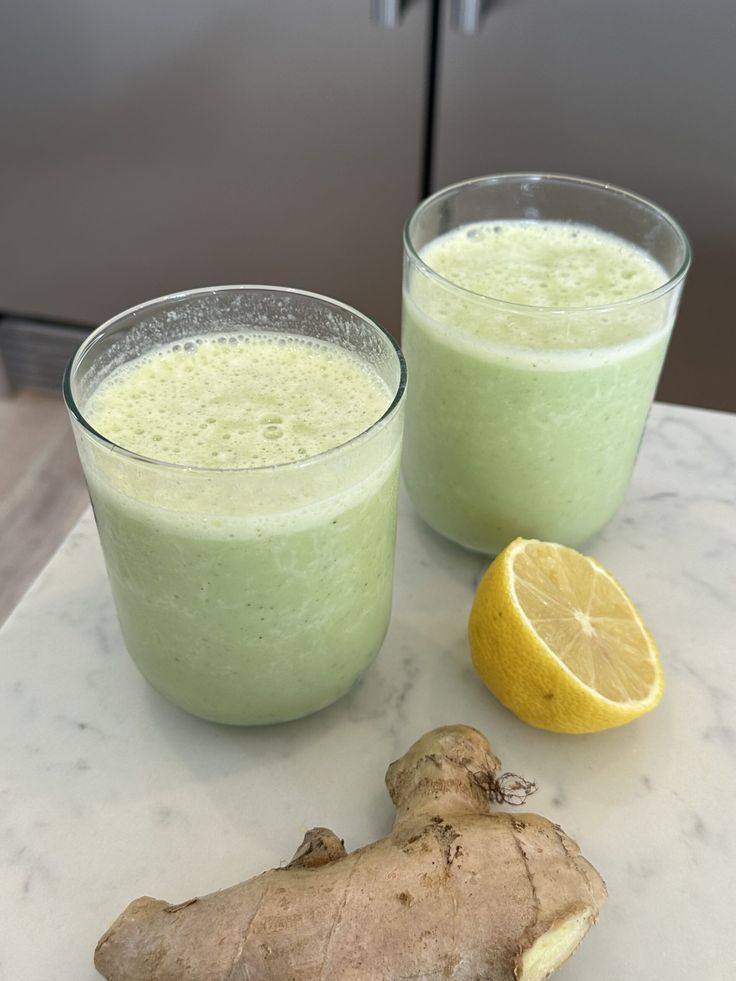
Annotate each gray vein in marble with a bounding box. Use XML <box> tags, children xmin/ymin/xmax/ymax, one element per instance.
<box><xmin>624</xmin><ymin>858</ymin><xmax>656</xmax><ymax>897</ymax></box>
<box><xmin>682</xmin><ymin>662</ymin><xmax>735</xmax><ymax>761</ymax></box>
<box><xmin>659</xmin><ymin>411</ymin><xmax>736</xmax><ymax>462</ymax></box>
<box><xmin>682</xmin><ymin>570</ymin><xmax>733</xmax><ymax>608</ymax></box>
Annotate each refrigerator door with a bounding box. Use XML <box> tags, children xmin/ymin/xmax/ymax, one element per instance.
<box><xmin>0</xmin><ymin>0</ymin><xmax>427</xmax><ymax>335</ymax></box>
<box><xmin>433</xmin><ymin>0</ymin><xmax>736</xmax><ymax>410</ymax></box>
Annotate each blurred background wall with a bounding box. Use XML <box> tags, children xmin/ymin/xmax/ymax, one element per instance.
<box><xmin>1</xmin><ymin>0</ymin><xmax>734</xmax><ymax>410</ymax></box>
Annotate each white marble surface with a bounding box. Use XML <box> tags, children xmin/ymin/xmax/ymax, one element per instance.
<box><xmin>1</xmin><ymin>401</ymin><xmax>735</xmax><ymax>980</ymax></box>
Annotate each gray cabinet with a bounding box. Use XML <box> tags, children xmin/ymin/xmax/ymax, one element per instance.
<box><xmin>434</xmin><ymin>0</ymin><xmax>736</xmax><ymax>410</ymax></box>
<box><xmin>1</xmin><ymin>0</ymin><xmax>734</xmax><ymax>408</ymax></box>
<box><xmin>0</xmin><ymin>0</ymin><xmax>428</xmax><ymax>334</ymax></box>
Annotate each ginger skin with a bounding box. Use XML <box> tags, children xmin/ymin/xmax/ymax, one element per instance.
<box><xmin>95</xmin><ymin>725</ymin><xmax>606</xmax><ymax>980</ymax></box>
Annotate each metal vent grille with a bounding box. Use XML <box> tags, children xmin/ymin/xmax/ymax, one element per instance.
<box><xmin>0</xmin><ymin>317</ymin><xmax>91</xmax><ymax>393</ymax></box>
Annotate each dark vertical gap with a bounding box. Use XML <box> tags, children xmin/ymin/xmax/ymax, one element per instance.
<box><xmin>420</xmin><ymin>0</ymin><xmax>443</xmax><ymax>200</ymax></box>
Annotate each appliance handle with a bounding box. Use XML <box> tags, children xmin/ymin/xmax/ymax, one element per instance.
<box><xmin>450</xmin><ymin>0</ymin><xmax>492</xmax><ymax>35</ymax></box>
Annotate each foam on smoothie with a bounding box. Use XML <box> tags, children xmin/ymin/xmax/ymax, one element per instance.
<box><xmin>422</xmin><ymin>220</ymin><xmax>666</xmax><ymax>307</ymax></box>
<box><xmin>415</xmin><ymin>220</ymin><xmax>670</xmax><ymax>355</ymax></box>
<box><xmin>85</xmin><ymin>333</ymin><xmax>393</xmax><ymax>468</ymax></box>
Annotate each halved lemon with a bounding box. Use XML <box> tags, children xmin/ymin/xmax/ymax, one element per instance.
<box><xmin>469</xmin><ymin>538</ymin><xmax>664</xmax><ymax>733</ymax></box>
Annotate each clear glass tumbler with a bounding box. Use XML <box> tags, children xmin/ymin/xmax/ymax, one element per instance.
<box><xmin>402</xmin><ymin>173</ymin><xmax>691</xmax><ymax>553</ymax></box>
<box><xmin>64</xmin><ymin>286</ymin><xmax>406</xmax><ymax>725</ymax></box>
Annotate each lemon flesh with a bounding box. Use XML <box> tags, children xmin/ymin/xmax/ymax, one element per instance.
<box><xmin>469</xmin><ymin>539</ymin><xmax>664</xmax><ymax>733</ymax></box>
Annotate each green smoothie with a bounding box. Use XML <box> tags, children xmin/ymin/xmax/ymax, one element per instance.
<box><xmin>81</xmin><ymin>332</ymin><xmax>401</xmax><ymax>724</ymax></box>
<box><xmin>402</xmin><ymin>220</ymin><xmax>674</xmax><ymax>552</ymax></box>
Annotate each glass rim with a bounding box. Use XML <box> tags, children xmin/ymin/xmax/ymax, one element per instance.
<box><xmin>403</xmin><ymin>172</ymin><xmax>692</xmax><ymax>314</ymax></box>
<box><xmin>63</xmin><ymin>284</ymin><xmax>407</xmax><ymax>475</ymax></box>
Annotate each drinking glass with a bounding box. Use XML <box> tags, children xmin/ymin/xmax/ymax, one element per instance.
<box><xmin>64</xmin><ymin>286</ymin><xmax>406</xmax><ymax>724</ymax></box>
<box><xmin>402</xmin><ymin>174</ymin><xmax>691</xmax><ymax>553</ymax></box>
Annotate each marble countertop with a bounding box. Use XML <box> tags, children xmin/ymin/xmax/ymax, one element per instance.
<box><xmin>1</xmin><ymin>401</ymin><xmax>735</xmax><ymax>980</ymax></box>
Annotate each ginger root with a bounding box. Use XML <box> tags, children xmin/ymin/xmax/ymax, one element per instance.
<box><xmin>95</xmin><ymin>725</ymin><xmax>606</xmax><ymax>980</ymax></box>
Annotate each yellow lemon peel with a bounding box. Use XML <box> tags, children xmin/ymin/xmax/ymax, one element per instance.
<box><xmin>469</xmin><ymin>538</ymin><xmax>665</xmax><ymax>733</ymax></box>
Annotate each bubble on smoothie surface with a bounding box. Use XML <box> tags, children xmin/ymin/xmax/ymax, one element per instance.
<box><xmin>423</xmin><ymin>220</ymin><xmax>668</xmax><ymax>309</ymax></box>
<box><xmin>85</xmin><ymin>333</ymin><xmax>393</xmax><ymax>468</ymax></box>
